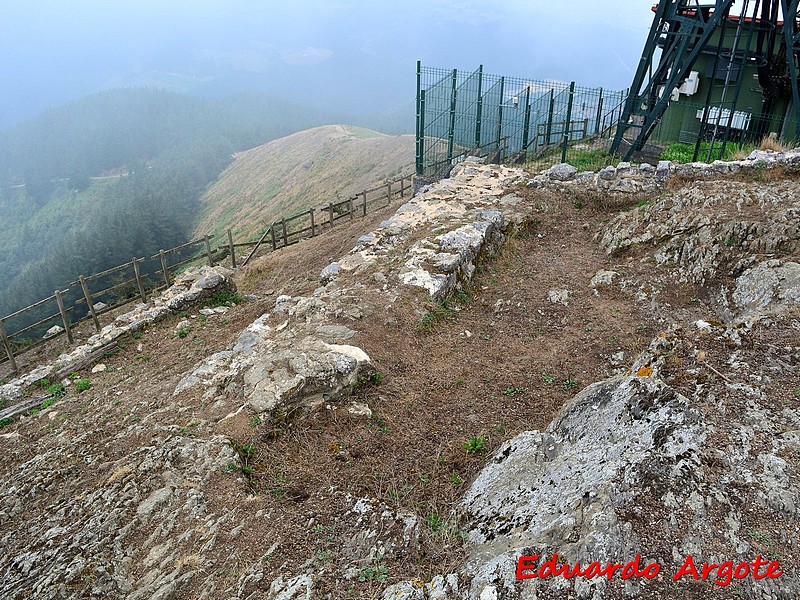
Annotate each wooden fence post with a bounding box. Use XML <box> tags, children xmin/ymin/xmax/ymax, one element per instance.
<box><xmin>54</xmin><ymin>289</ymin><xmax>74</xmax><ymax>344</ymax></box>
<box><xmin>227</xmin><ymin>229</ymin><xmax>236</xmax><ymax>268</ymax></box>
<box><xmin>270</xmin><ymin>223</ymin><xmax>277</xmax><ymax>251</ymax></box>
<box><xmin>132</xmin><ymin>258</ymin><xmax>147</xmax><ymax>302</ymax></box>
<box><xmin>386</xmin><ymin>182</ymin><xmax>392</xmax><ymax>206</ymax></box>
<box><xmin>349</xmin><ymin>198</ymin><xmax>354</xmax><ymax>221</ymax></box>
<box><xmin>310</xmin><ymin>209</ymin><xmax>316</xmax><ymax>237</ymax></box>
<box><xmin>204</xmin><ymin>235</ymin><xmax>213</xmax><ymax>266</ymax></box>
<box><xmin>79</xmin><ymin>276</ymin><xmax>101</xmax><ymax>332</ymax></box>
<box><xmin>0</xmin><ymin>318</ymin><xmax>17</xmax><ymax>374</ymax></box>
<box><xmin>328</xmin><ymin>202</ymin><xmax>334</xmax><ymax>227</ymax></box>
<box><xmin>159</xmin><ymin>250</ymin><xmax>170</xmax><ymax>287</ymax></box>
<box><xmin>281</xmin><ymin>218</ymin><xmax>288</xmax><ymax>247</ymax></box>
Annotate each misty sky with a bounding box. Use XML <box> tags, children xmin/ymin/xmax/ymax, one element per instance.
<box><xmin>0</xmin><ymin>1</ymin><xmax>654</xmax><ymax>130</ymax></box>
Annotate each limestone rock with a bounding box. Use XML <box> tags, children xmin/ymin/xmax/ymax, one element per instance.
<box><xmin>43</xmin><ymin>325</ymin><xmax>64</xmax><ymax>339</ymax></box>
<box><xmin>461</xmin><ymin>375</ymin><xmax>701</xmax><ymax>598</ymax></box>
<box><xmin>589</xmin><ymin>270</ymin><xmax>617</xmax><ymax>288</ymax></box>
<box><xmin>547</xmin><ymin>289</ymin><xmax>571</xmax><ymax>305</ymax></box>
<box><xmin>320</xmin><ymin>262</ymin><xmax>341</xmax><ymax>284</ymax></box>
<box><xmin>547</xmin><ymin>163</ymin><xmax>578</xmax><ymax>181</ymax></box>
<box><xmin>732</xmin><ymin>260</ymin><xmax>800</xmax><ymax>319</ymax></box>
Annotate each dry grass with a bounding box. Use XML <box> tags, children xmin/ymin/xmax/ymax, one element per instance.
<box><xmin>194</xmin><ymin>125</ymin><xmax>414</xmax><ymax>243</ymax></box>
<box><xmin>759</xmin><ymin>133</ymin><xmax>794</xmax><ymax>153</ymax></box>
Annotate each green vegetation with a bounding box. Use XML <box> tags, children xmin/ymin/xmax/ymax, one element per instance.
<box><xmin>463</xmin><ymin>435</ymin><xmax>488</xmax><ymax>454</ymax></box>
<box><xmin>503</xmin><ymin>386</ymin><xmax>526</xmax><ymax>397</ymax></box>
<box><xmin>352</xmin><ymin>371</ymin><xmax>384</xmax><ymax>391</ymax></box>
<box><xmin>358</xmin><ymin>552</ymin><xmax>388</xmax><ymax>584</ymax></box>
<box><xmin>660</xmin><ymin>141</ymin><xmax>741</xmax><ymax>163</ymax></box>
<box><xmin>74</xmin><ymin>378</ymin><xmax>92</xmax><ymax>393</ymax></box>
<box><xmin>567</xmin><ymin>147</ymin><xmax>616</xmax><ymax>172</ymax></box>
<box><xmin>419</xmin><ymin>299</ymin><xmax>456</xmax><ymax>333</ymax></box>
<box><xmin>207</xmin><ymin>290</ymin><xmax>242</xmax><ymax>308</ymax></box>
<box><xmin>0</xmin><ymin>417</ymin><xmax>12</xmax><ymax>428</ymax></box>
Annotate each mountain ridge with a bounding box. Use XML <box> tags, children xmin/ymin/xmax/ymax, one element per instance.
<box><xmin>193</xmin><ymin>124</ymin><xmax>414</xmax><ymax>242</ymax></box>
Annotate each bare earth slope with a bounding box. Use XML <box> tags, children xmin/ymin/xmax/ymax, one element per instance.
<box><xmin>0</xmin><ymin>153</ymin><xmax>799</xmax><ymax>600</ymax></box>
<box><xmin>193</xmin><ymin>124</ymin><xmax>414</xmax><ymax>242</ymax></box>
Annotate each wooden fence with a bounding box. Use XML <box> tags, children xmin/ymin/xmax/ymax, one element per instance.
<box><xmin>0</xmin><ymin>172</ymin><xmax>413</xmax><ymax>375</ymax></box>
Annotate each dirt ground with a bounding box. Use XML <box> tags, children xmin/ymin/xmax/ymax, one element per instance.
<box><xmin>1</xmin><ymin>173</ymin><xmax>797</xmax><ymax>599</ymax></box>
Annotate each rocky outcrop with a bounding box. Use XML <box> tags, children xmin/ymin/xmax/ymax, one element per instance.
<box><xmin>0</xmin><ymin>431</ymin><xmax>236</xmax><ymax>598</ymax></box>
<box><xmin>4</xmin><ymin>153</ymin><xmax>799</xmax><ymax>600</ymax></box>
<box><xmin>732</xmin><ymin>260</ymin><xmax>800</xmax><ymax>320</ymax></box>
<box><xmin>598</xmin><ymin>179</ymin><xmax>800</xmax><ymax>285</ymax></box>
<box><xmin>174</xmin><ymin>298</ymin><xmax>374</xmax><ymax>417</ymax></box>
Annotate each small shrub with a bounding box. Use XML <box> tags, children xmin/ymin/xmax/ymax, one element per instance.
<box><xmin>563</xmin><ymin>378</ymin><xmax>579</xmax><ymax>390</ymax></box>
<box><xmin>358</xmin><ymin>552</ymin><xmax>388</xmax><ymax>583</ymax></box>
<box><xmin>46</xmin><ymin>383</ymin><xmax>65</xmax><ymax>397</ymax></box>
<box><xmin>352</xmin><ymin>371</ymin><xmax>384</xmax><ymax>391</ymax></box>
<box><xmin>208</xmin><ymin>290</ymin><xmax>242</xmax><ymax>308</ymax></box>
<box><xmin>759</xmin><ymin>134</ymin><xmax>791</xmax><ymax>153</ymax></box>
<box><xmin>33</xmin><ymin>378</ymin><xmax>51</xmax><ymax>389</ymax></box>
<box><xmin>503</xmin><ymin>386</ymin><xmax>526</xmax><ymax>397</ymax></box>
<box><xmin>0</xmin><ymin>417</ymin><xmax>12</xmax><ymax>428</ymax></box>
<box><xmin>177</xmin><ymin>327</ymin><xmax>191</xmax><ymax>339</ymax></box>
<box><xmin>419</xmin><ymin>299</ymin><xmax>455</xmax><ymax>333</ymax></box>
<box><xmin>464</xmin><ymin>435</ymin><xmax>488</xmax><ymax>454</ymax></box>
<box><xmin>74</xmin><ymin>378</ymin><xmax>92</xmax><ymax>393</ymax></box>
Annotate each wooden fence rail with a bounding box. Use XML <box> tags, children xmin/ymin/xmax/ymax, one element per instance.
<box><xmin>0</xmin><ymin>171</ymin><xmax>414</xmax><ymax>375</ymax></box>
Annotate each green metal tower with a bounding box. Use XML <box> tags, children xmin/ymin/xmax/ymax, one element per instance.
<box><xmin>611</xmin><ymin>0</ymin><xmax>800</xmax><ymax>161</ymax></box>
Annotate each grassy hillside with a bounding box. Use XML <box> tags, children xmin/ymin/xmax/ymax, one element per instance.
<box><xmin>193</xmin><ymin>125</ymin><xmax>415</xmax><ymax>242</ymax></box>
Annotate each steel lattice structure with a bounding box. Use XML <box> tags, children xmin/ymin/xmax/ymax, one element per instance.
<box><xmin>611</xmin><ymin>0</ymin><xmax>800</xmax><ymax>161</ymax></box>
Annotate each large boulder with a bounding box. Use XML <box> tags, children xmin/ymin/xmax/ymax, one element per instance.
<box><xmin>461</xmin><ymin>375</ymin><xmax>700</xmax><ymax>598</ymax></box>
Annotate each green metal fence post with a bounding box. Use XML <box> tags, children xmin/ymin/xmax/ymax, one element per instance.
<box><xmin>546</xmin><ymin>90</ymin><xmax>555</xmax><ymax>145</ymax></box>
<box><xmin>418</xmin><ymin>89</ymin><xmax>426</xmax><ymax>176</ymax></box>
<box><xmin>595</xmin><ymin>88</ymin><xmax>604</xmax><ymax>135</ymax></box>
<box><xmin>561</xmin><ymin>82</ymin><xmax>576</xmax><ymax>163</ymax></box>
<box><xmin>496</xmin><ymin>77</ymin><xmax>505</xmax><ymax>156</ymax></box>
<box><xmin>474</xmin><ymin>65</ymin><xmax>484</xmax><ymax>148</ymax></box>
<box><xmin>447</xmin><ymin>69</ymin><xmax>458</xmax><ymax>161</ymax></box>
<box><xmin>415</xmin><ymin>61</ymin><xmax>423</xmax><ymax>175</ymax></box>
<box><xmin>521</xmin><ymin>86</ymin><xmax>532</xmax><ymax>159</ymax></box>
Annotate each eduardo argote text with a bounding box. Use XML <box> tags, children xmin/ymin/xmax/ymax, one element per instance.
<box><xmin>516</xmin><ymin>554</ymin><xmax>783</xmax><ymax>587</ymax></box>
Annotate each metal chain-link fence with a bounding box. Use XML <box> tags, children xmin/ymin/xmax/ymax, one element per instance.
<box><xmin>415</xmin><ymin>63</ymin><xmax>628</xmax><ymax>178</ymax></box>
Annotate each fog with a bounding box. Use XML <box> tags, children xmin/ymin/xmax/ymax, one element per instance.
<box><xmin>1</xmin><ymin>0</ymin><xmax>653</xmax><ymax>131</ymax></box>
